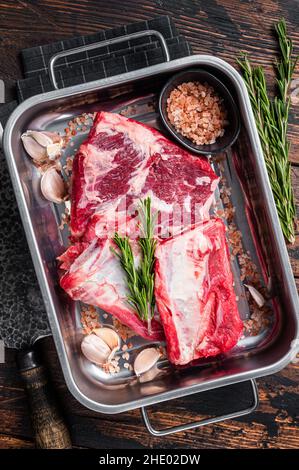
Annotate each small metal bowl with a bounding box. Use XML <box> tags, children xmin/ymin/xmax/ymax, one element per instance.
<box><xmin>159</xmin><ymin>69</ymin><xmax>240</xmax><ymax>155</ymax></box>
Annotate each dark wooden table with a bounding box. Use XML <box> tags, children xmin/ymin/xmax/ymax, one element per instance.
<box><xmin>0</xmin><ymin>0</ymin><xmax>298</xmax><ymax>449</ymax></box>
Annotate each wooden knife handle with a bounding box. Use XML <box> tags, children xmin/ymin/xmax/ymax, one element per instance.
<box><xmin>18</xmin><ymin>350</ymin><xmax>72</xmax><ymax>449</ymax></box>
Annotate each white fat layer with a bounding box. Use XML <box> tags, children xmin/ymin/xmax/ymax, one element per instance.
<box><xmin>196</xmin><ymin>176</ymin><xmax>211</xmax><ymax>185</ymax></box>
<box><xmin>97</xmin><ymin>112</ymin><xmax>163</xmax><ymax>156</ymax></box>
<box><xmin>69</xmin><ymin>238</ymin><xmax>131</xmax><ymax>304</ymax></box>
<box><xmin>157</xmin><ymin>223</ymin><xmax>218</xmax><ymax>363</ymax></box>
<box><xmin>197</xmin><ymin>192</ymin><xmax>215</xmax><ymax>221</ymax></box>
<box><xmin>94</xmin><ymin>198</ymin><xmax>122</xmax><ymax>217</ymax></box>
<box><xmin>69</xmin><ymin>238</ymin><xmax>98</xmax><ymax>273</ymax></box>
<box><xmin>211</xmin><ymin>177</ymin><xmax>220</xmax><ymax>192</ymax></box>
<box><xmin>127</xmin><ymin>163</ymin><xmax>150</xmax><ymax>195</ymax></box>
<box><xmin>69</xmin><ymin>234</ymin><xmax>143</xmax><ymax>300</ymax></box>
<box><xmin>142</xmin><ymin>190</ymin><xmax>174</xmax><ymax>213</ymax></box>
<box><xmin>76</xmin><ymin>112</ymin><xmax>219</xmax><ymax>237</ymax></box>
<box><xmin>183</xmin><ymin>180</ymin><xmax>195</xmax><ymax>189</ymax></box>
<box><xmin>80</xmin><ymin>113</ymin><xmax>163</xmax><ymax>210</ymax></box>
<box><xmin>79</xmin><ymin>145</ymin><xmax>118</xmax><ymax>207</ymax></box>
<box><xmin>184</xmin><ymin>195</ymin><xmax>192</xmax><ymax>213</ymax></box>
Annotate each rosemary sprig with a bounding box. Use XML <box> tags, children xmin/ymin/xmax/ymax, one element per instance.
<box><xmin>137</xmin><ymin>197</ymin><xmax>157</xmax><ymax>333</ymax></box>
<box><xmin>111</xmin><ymin>233</ymin><xmax>147</xmax><ymax>321</ymax></box>
<box><xmin>237</xmin><ymin>19</ymin><xmax>297</xmax><ymax>244</ymax></box>
<box><xmin>111</xmin><ymin>197</ymin><xmax>157</xmax><ymax>333</ymax></box>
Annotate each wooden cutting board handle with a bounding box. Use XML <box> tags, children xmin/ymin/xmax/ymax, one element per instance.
<box><xmin>18</xmin><ymin>350</ymin><xmax>72</xmax><ymax>449</ymax></box>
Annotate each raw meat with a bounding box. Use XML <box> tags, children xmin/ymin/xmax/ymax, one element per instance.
<box><xmin>60</xmin><ymin>111</ymin><xmax>221</xmax><ymax>342</ymax></box>
<box><xmin>59</xmin><ymin>238</ymin><xmax>164</xmax><ymax>341</ymax></box>
<box><xmin>154</xmin><ymin>218</ymin><xmax>243</xmax><ymax>365</ymax></box>
<box><xmin>70</xmin><ymin>111</ymin><xmax>219</xmax><ymax>239</ymax></box>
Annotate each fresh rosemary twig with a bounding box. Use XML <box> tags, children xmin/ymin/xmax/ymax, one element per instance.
<box><xmin>111</xmin><ymin>197</ymin><xmax>157</xmax><ymax>333</ymax></box>
<box><xmin>111</xmin><ymin>233</ymin><xmax>146</xmax><ymax>321</ymax></box>
<box><xmin>137</xmin><ymin>197</ymin><xmax>157</xmax><ymax>333</ymax></box>
<box><xmin>237</xmin><ymin>19</ymin><xmax>297</xmax><ymax>244</ymax></box>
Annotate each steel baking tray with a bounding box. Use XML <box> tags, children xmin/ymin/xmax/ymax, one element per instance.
<box><xmin>3</xmin><ymin>31</ymin><xmax>299</xmax><ymax>435</ymax></box>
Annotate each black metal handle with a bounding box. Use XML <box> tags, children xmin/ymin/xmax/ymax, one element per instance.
<box><xmin>48</xmin><ymin>29</ymin><xmax>170</xmax><ymax>90</ymax></box>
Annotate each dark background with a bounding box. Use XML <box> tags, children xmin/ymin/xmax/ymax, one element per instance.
<box><xmin>0</xmin><ymin>0</ymin><xmax>298</xmax><ymax>449</ymax></box>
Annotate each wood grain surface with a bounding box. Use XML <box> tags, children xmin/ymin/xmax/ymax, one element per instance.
<box><xmin>19</xmin><ymin>362</ymin><xmax>72</xmax><ymax>448</ymax></box>
<box><xmin>0</xmin><ymin>0</ymin><xmax>298</xmax><ymax>449</ymax></box>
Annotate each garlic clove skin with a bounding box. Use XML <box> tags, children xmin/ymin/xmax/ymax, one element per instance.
<box><xmin>21</xmin><ymin>130</ymin><xmax>63</xmax><ymax>162</ymax></box>
<box><xmin>26</xmin><ymin>130</ymin><xmax>54</xmax><ymax>147</ymax></box>
<box><xmin>244</xmin><ymin>284</ymin><xmax>265</xmax><ymax>308</ymax></box>
<box><xmin>40</xmin><ymin>168</ymin><xmax>66</xmax><ymax>203</ymax></box>
<box><xmin>25</xmin><ymin>130</ymin><xmax>63</xmax><ymax>147</ymax></box>
<box><xmin>108</xmin><ymin>346</ymin><xmax>120</xmax><ymax>363</ymax></box>
<box><xmin>93</xmin><ymin>327</ymin><xmax>120</xmax><ymax>351</ymax></box>
<box><xmin>81</xmin><ymin>328</ymin><xmax>121</xmax><ymax>367</ymax></box>
<box><xmin>21</xmin><ymin>134</ymin><xmax>47</xmax><ymax>162</ymax></box>
<box><xmin>81</xmin><ymin>334</ymin><xmax>111</xmax><ymax>366</ymax></box>
<box><xmin>43</xmin><ymin>131</ymin><xmax>63</xmax><ymax>145</ymax></box>
<box><xmin>134</xmin><ymin>347</ymin><xmax>161</xmax><ymax>377</ymax></box>
<box><xmin>139</xmin><ymin>366</ymin><xmax>160</xmax><ymax>383</ymax></box>
<box><xmin>47</xmin><ymin>142</ymin><xmax>62</xmax><ymax>160</ymax></box>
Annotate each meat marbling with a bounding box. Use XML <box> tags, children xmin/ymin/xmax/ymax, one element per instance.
<box><xmin>59</xmin><ymin>238</ymin><xmax>164</xmax><ymax>341</ymax></box>
<box><xmin>61</xmin><ymin>111</ymin><xmax>242</xmax><ymax>354</ymax></box>
<box><xmin>154</xmin><ymin>218</ymin><xmax>243</xmax><ymax>365</ymax></box>
<box><xmin>70</xmin><ymin>111</ymin><xmax>219</xmax><ymax>239</ymax></box>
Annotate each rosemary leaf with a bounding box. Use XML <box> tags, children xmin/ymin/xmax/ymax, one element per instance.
<box><xmin>111</xmin><ymin>197</ymin><xmax>157</xmax><ymax>333</ymax></box>
<box><xmin>137</xmin><ymin>197</ymin><xmax>157</xmax><ymax>333</ymax></box>
<box><xmin>237</xmin><ymin>19</ymin><xmax>297</xmax><ymax>244</ymax></box>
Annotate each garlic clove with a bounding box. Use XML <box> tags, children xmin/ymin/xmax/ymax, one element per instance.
<box><xmin>21</xmin><ymin>134</ymin><xmax>47</xmax><ymax>162</ymax></box>
<box><xmin>81</xmin><ymin>334</ymin><xmax>111</xmax><ymax>366</ymax></box>
<box><xmin>81</xmin><ymin>328</ymin><xmax>121</xmax><ymax>366</ymax></box>
<box><xmin>108</xmin><ymin>346</ymin><xmax>120</xmax><ymax>363</ymax></box>
<box><xmin>134</xmin><ymin>347</ymin><xmax>161</xmax><ymax>377</ymax></box>
<box><xmin>93</xmin><ymin>327</ymin><xmax>120</xmax><ymax>351</ymax></box>
<box><xmin>138</xmin><ymin>366</ymin><xmax>160</xmax><ymax>383</ymax></box>
<box><xmin>43</xmin><ymin>131</ymin><xmax>63</xmax><ymax>145</ymax></box>
<box><xmin>244</xmin><ymin>284</ymin><xmax>265</xmax><ymax>308</ymax></box>
<box><xmin>26</xmin><ymin>130</ymin><xmax>54</xmax><ymax>147</ymax></box>
<box><xmin>47</xmin><ymin>142</ymin><xmax>62</xmax><ymax>160</ymax></box>
<box><xmin>21</xmin><ymin>130</ymin><xmax>63</xmax><ymax>162</ymax></box>
<box><xmin>40</xmin><ymin>168</ymin><xmax>66</xmax><ymax>203</ymax></box>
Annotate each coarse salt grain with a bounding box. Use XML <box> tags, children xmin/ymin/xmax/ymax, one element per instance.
<box><xmin>218</xmin><ymin>174</ymin><xmax>273</xmax><ymax>337</ymax></box>
<box><xmin>167</xmin><ymin>81</ymin><xmax>227</xmax><ymax>146</ymax></box>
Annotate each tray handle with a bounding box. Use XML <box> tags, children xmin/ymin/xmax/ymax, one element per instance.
<box><xmin>141</xmin><ymin>379</ymin><xmax>259</xmax><ymax>437</ymax></box>
<box><xmin>48</xmin><ymin>30</ymin><xmax>170</xmax><ymax>90</ymax></box>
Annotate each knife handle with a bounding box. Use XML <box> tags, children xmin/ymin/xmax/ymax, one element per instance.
<box><xmin>18</xmin><ymin>350</ymin><xmax>72</xmax><ymax>449</ymax></box>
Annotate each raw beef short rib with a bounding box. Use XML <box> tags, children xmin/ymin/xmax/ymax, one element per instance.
<box><xmin>59</xmin><ymin>238</ymin><xmax>164</xmax><ymax>341</ymax></box>
<box><xmin>70</xmin><ymin>111</ymin><xmax>219</xmax><ymax>239</ymax></box>
<box><xmin>60</xmin><ymin>111</ymin><xmax>222</xmax><ymax>343</ymax></box>
<box><xmin>154</xmin><ymin>218</ymin><xmax>243</xmax><ymax>365</ymax></box>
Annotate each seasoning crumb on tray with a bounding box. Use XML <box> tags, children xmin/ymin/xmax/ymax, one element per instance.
<box><xmin>167</xmin><ymin>81</ymin><xmax>227</xmax><ymax>145</ymax></box>
<box><xmin>81</xmin><ymin>305</ymin><xmax>102</xmax><ymax>334</ymax></box>
<box><xmin>24</xmin><ymin>109</ymin><xmax>271</xmax><ymax>373</ymax></box>
<box><xmin>218</xmin><ymin>166</ymin><xmax>273</xmax><ymax>336</ymax></box>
